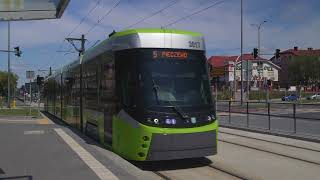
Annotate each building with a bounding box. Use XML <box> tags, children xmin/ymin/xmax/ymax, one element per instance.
<box><xmin>270</xmin><ymin>46</ymin><xmax>320</xmax><ymax>89</ymax></box>
<box><xmin>208</xmin><ymin>54</ymin><xmax>280</xmax><ymax>90</ymax></box>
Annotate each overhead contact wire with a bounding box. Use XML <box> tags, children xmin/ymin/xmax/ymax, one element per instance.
<box><xmin>165</xmin><ymin>0</ymin><xmax>226</xmax><ymax>27</ymax></box>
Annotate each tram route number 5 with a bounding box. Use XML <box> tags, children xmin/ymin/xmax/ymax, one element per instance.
<box><xmin>188</xmin><ymin>41</ymin><xmax>201</xmax><ymax>48</ymax></box>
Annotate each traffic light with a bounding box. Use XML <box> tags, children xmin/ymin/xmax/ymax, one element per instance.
<box><xmin>14</xmin><ymin>46</ymin><xmax>22</xmax><ymax>57</ymax></box>
<box><xmin>37</xmin><ymin>76</ymin><xmax>44</xmax><ymax>86</ymax></box>
<box><xmin>275</xmin><ymin>49</ymin><xmax>280</xmax><ymax>58</ymax></box>
<box><xmin>253</xmin><ymin>48</ymin><xmax>259</xmax><ymax>59</ymax></box>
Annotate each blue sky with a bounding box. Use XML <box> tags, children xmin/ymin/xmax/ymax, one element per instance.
<box><xmin>0</xmin><ymin>0</ymin><xmax>320</xmax><ymax>86</ymax></box>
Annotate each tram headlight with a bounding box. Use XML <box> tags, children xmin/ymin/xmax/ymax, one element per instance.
<box><xmin>153</xmin><ymin>118</ymin><xmax>159</xmax><ymax>124</ymax></box>
<box><xmin>147</xmin><ymin>117</ymin><xmax>160</xmax><ymax>125</ymax></box>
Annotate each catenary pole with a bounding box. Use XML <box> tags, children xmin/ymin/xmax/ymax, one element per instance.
<box><xmin>80</xmin><ymin>34</ymin><xmax>85</xmax><ymax>132</ymax></box>
<box><xmin>66</xmin><ymin>35</ymin><xmax>86</xmax><ymax>132</ymax></box>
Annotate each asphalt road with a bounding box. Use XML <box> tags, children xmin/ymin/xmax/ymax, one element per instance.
<box><xmin>218</xmin><ymin>112</ymin><xmax>320</xmax><ymax>139</ymax></box>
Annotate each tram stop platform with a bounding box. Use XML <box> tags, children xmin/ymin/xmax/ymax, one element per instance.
<box><xmin>0</xmin><ymin>114</ymin><xmax>161</xmax><ymax>180</ymax></box>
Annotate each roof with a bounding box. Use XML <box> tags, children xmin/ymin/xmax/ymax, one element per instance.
<box><xmin>111</xmin><ymin>28</ymin><xmax>203</xmax><ymax>38</ymax></box>
<box><xmin>207</xmin><ymin>54</ymin><xmax>267</xmax><ymax>67</ymax></box>
<box><xmin>0</xmin><ymin>0</ymin><xmax>70</xmax><ymax>21</ymax></box>
<box><xmin>280</xmin><ymin>48</ymin><xmax>320</xmax><ymax>56</ymax></box>
<box><xmin>52</xmin><ymin>28</ymin><xmax>204</xmax><ymax>77</ymax></box>
<box><xmin>83</xmin><ymin>28</ymin><xmax>205</xmax><ymax>60</ymax></box>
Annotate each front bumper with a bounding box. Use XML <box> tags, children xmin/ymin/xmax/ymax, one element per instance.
<box><xmin>112</xmin><ymin>112</ymin><xmax>218</xmax><ymax>161</ymax></box>
<box><xmin>147</xmin><ymin>130</ymin><xmax>217</xmax><ymax>161</ymax></box>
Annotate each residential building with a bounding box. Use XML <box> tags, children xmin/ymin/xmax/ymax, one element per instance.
<box><xmin>270</xmin><ymin>46</ymin><xmax>320</xmax><ymax>89</ymax></box>
<box><xmin>208</xmin><ymin>54</ymin><xmax>280</xmax><ymax>90</ymax></box>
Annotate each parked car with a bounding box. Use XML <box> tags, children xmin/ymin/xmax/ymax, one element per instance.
<box><xmin>306</xmin><ymin>93</ymin><xmax>320</xmax><ymax>100</ymax></box>
<box><xmin>282</xmin><ymin>94</ymin><xmax>299</xmax><ymax>101</ymax></box>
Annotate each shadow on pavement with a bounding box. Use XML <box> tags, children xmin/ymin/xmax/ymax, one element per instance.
<box><xmin>132</xmin><ymin>157</ymin><xmax>212</xmax><ymax>171</ymax></box>
<box><xmin>42</xmin><ymin>111</ymin><xmax>213</xmax><ymax>172</ymax></box>
<box><xmin>41</xmin><ymin>111</ymin><xmax>108</xmax><ymax>150</ymax></box>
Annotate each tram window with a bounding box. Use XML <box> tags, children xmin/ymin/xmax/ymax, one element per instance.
<box><xmin>115</xmin><ymin>50</ymin><xmax>137</xmax><ymax>109</ymax></box>
<box><xmin>121</xmin><ymin>71</ymin><xmax>136</xmax><ymax>107</ymax></box>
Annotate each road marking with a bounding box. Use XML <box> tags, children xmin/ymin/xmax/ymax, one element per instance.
<box><xmin>37</xmin><ymin>118</ymin><xmax>53</xmax><ymax>124</ymax></box>
<box><xmin>0</xmin><ymin>119</ymin><xmax>36</xmax><ymax>123</ymax></box>
<box><xmin>54</xmin><ymin>128</ymin><xmax>118</xmax><ymax>180</ymax></box>
<box><xmin>24</xmin><ymin>130</ymin><xmax>45</xmax><ymax>135</ymax></box>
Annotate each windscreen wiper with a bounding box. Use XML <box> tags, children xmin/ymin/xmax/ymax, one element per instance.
<box><xmin>152</xmin><ymin>79</ymin><xmax>160</xmax><ymax>105</ymax></box>
<box><xmin>152</xmin><ymin>79</ymin><xmax>189</xmax><ymax>120</ymax></box>
<box><xmin>168</xmin><ymin>100</ymin><xmax>189</xmax><ymax>120</ymax></box>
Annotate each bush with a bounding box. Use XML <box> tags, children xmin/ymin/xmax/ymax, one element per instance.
<box><xmin>249</xmin><ymin>90</ymin><xmax>286</xmax><ymax>100</ymax></box>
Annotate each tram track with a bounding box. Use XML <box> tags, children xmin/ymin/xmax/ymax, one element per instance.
<box><xmin>144</xmin><ymin>129</ymin><xmax>320</xmax><ymax>180</ymax></box>
<box><xmin>219</xmin><ymin>131</ymin><xmax>320</xmax><ymax>153</ymax></box>
<box><xmin>153</xmin><ymin>162</ymin><xmax>247</xmax><ymax>180</ymax></box>
<box><xmin>153</xmin><ymin>171</ymin><xmax>172</xmax><ymax>180</ymax></box>
<box><xmin>206</xmin><ymin>164</ymin><xmax>248</xmax><ymax>180</ymax></box>
<box><xmin>218</xmin><ymin>131</ymin><xmax>320</xmax><ymax>166</ymax></box>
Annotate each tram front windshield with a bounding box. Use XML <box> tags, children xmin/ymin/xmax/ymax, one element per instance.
<box><xmin>137</xmin><ymin>49</ymin><xmax>212</xmax><ymax>108</ymax></box>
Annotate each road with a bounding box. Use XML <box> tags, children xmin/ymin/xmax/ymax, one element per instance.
<box><xmin>217</xmin><ymin>101</ymin><xmax>320</xmax><ymax>139</ymax></box>
<box><xmin>134</xmin><ymin>127</ymin><xmax>320</xmax><ymax>180</ymax></box>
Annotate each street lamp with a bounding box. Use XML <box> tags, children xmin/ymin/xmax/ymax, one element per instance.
<box><xmin>251</xmin><ymin>20</ymin><xmax>267</xmax><ymax>101</ymax></box>
<box><xmin>251</xmin><ymin>20</ymin><xmax>267</xmax><ymax>53</ymax></box>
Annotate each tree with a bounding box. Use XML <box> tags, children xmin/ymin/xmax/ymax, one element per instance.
<box><xmin>288</xmin><ymin>56</ymin><xmax>320</xmax><ymax>88</ymax></box>
<box><xmin>0</xmin><ymin>71</ymin><xmax>19</xmax><ymax>97</ymax></box>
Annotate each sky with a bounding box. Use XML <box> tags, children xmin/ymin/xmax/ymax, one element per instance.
<box><xmin>0</xmin><ymin>0</ymin><xmax>320</xmax><ymax>86</ymax></box>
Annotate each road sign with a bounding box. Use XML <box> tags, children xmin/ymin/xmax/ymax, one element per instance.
<box><xmin>211</xmin><ymin>67</ymin><xmax>225</xmax><ymax>77</ymax></box>
<box><xmin>26</xmin><ymin>70</ymin><xmax>35</xmax><ymax>79</ymax></box>
<box><xmin>0</xmin><ymin>0</ymin><xmax>70</xmax><ymax>21</ymax></box>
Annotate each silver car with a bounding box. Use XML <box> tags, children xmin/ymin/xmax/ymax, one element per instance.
<box><xmin>307</xmin><ymin>93</ymin><xmax>320</xmax><ymax>100</ymax></box>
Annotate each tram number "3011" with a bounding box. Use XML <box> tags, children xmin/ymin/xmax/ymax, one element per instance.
<box><xmin>188</xmin><ymin>41</ymin><xmax>201</xmax><ymax>48</ymax></box>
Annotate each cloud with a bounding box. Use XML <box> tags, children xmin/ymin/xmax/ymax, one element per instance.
<box><xmin>1</xmin><ymin>0</ymin><xmax>320</xmax><ymax>86</ymax></box>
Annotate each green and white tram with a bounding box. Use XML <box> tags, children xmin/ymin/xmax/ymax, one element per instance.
<box><xmin>44</xmin><ymin>28</ymin><xmax>218</xmax><ymax>161</ymax></box>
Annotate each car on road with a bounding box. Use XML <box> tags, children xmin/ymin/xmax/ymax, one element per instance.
<box><xmin>282</xmin><ymin>94</ymin><xmax>299</xmax><ymax>101</ymax></box>
<box><xmin>306</xmin><ymin>93</ymin><xmax>320</xmax><ymax>100</ymax></box>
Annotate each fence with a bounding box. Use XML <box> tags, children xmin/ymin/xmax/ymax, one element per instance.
<box><xmin>217</xmin><ymin>101</ymin><xmax>320</xmax><ymax>141</ymax></box>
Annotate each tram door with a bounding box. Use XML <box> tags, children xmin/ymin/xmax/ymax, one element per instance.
<box><xmin>100</xmin><ymin>59</ymin><xmax>117</xmax><ymax>144</ymax></box>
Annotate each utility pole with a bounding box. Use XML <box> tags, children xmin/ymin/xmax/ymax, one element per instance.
<box><xmin>240</xmin><ymin>0</ymin><xmax>243</xmax><ymax>104</ymax></box>
<box><xmin>66</xmin><ymin>35</ymin><xmax>86</xmax><ymax>132</ymax></box>
<box><xmin>7</xmin><ymin>21</ymin><xmax>11</xmax><ymax>108</ymax></box>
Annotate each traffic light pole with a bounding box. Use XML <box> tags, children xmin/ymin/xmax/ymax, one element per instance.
<box><xmin>7</xmin><ymin>21</ymin><xmax>11</xmax><ymax>108</ymax></box>
<box><xmin>29</xmin><ymin>79</ymin><xmax>32</xmax><ymax>115</ymax></box>
<box><xmin>1</xmin><ymin>22</ymin><xmax>22</xmax><ymax>108</ymax></box>
<box><xmin>240</xmin><ymin>0</ymin><xmax>244</xmax><ymax>104</ymax></box>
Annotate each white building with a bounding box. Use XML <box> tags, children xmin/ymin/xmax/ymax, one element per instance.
<box><xmin>208</xmin><ymin>54</ymin><xmax>281</xmax><ymax>90</ymax></box>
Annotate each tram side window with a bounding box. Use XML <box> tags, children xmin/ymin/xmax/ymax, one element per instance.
<box><xmin>121</xmin><ymin>71</ymin><xmax>136</xmax><ymax>107</ymax></box>
<box><xmin>116</xmin><ymin>51</ymin><xmax>137</xmax><ymax>108</ymax></box>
